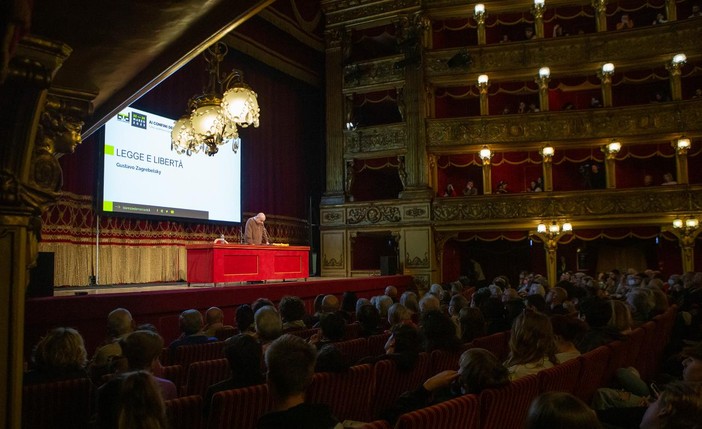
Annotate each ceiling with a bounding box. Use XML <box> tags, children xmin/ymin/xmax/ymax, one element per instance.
<box><xmin>28</xmin><ymin>0</ymin><xmax>324</xmax><ymax>136</ymax></box>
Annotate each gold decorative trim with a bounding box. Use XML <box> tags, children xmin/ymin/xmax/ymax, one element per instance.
<box><xmin>322</xmin><ymin>0</ymin><xmax>422</xmax><ymax>27</ymax></box>
<box><xmin>405</xmin><ymin>251</ymin><xmax>429</xmax><ymax>268</ymax></box>
<box><xmin>345</xmin><ymin>123</ymin><xmax>408</xmax><ymax>154</ymax></box>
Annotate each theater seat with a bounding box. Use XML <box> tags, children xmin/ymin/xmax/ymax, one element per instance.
<box><xmin>576</xmin><ymin>346</ymin><xmax>611</xmax><ymax>403</ymax></box>
<box><xmin>395</xmin><ymin>393</ymin><xmax>480</xmax><ymax>429</ymax></box>
<box><xmin>307</xmin><ymin>363</ymin><xmax>374</xmax><ymax>422</ymax></box>
<box><xmin>171</xmin><ymin>341</ymin><xmax>225</xmax><ymax>370</ymax></box>
<box><xmin>165</xmin><ymin>395</ymin><xmax>204</xmax><ymax>429</ymax></box>
<box><xmin>207</xmin><ymin>383</ymin><xmax>270</xmax><ymax>429</ymax></box>
<box><xmin>367</xmin><ymin>332</ymin><xmax>391</xmax><ymax>357</ymax></box>
<box><xmin>22</xmin><ymin>377</ymin><xmax>92</xmax><ymax>429</ymax></box>
<box><xmin>537</xmin><ymin>357</ymin><xmax>582</xmax><ymax>394</ymax></box>
<box><xmin>429</xmin><ymin>349</ymin><xmax>462</xmax><ymax>374</ymax></box>
<box><xmin>372</xmin><ymin>353</ymin><xmax>430</xmax><ymax>419</ymax></box>
<box><xmin>183</xmin><ymin>358</ymin><xmax>230</xmax><ymax>397</ymax></box>
<box><xmin>472</xmin><ymin>331</ymin><xmax>509</xmax><ymax>361</ymax></box>
<box><xmin>333</xmin><ymin>338</ymin><xmax>370</xmax><ymax>366</ymax></box>
<box><xmin>479</xmin><ymin>374</ymin><xmax>540</xmax><ymax>429</ymax></box>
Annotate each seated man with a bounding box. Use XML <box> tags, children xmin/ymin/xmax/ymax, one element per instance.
<box><xmin>169</xmin><ymin>309</ymin><xmax>218</xmax><ymax>354</ymax></box>
<box><xmin>257</xmin><ymin>334</ymin><xmax>342</xmax><ymax>429</ymax></box>
<box><xmin>89</xmin><ymin>308</ymin><xmax>135</xmax><ymax>383</ymax></box>
<box><xmin>120</xmin><ymin>330</ymin><xmax>177</xmax><ymax>400</ymax></box>
<box><xmin>254</xmin><ymin>305</ymin><xmax>283</xmax><ymax>352</ymax></box>
<box><xmin>203</xmin><ymin>306</ymin><xmax>233</xmax><ymax>338</ymax></box>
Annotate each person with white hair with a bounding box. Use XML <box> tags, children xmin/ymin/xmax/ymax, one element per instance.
<box><xmin>89</xmin><ymin>308</ymin><xmax>135</xmax><ymax>381</ymax></box>
<box><xmin>244</xmin><ymin>212</ymin><xmax>270</xmax><ymax>245</ymax></box>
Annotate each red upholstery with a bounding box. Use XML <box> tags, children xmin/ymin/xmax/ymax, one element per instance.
<box><xmin>307</xmin><ymin>363</ymin><xmax>374</xmax><ymax>422</ymax></box>
<box><xmin>604</xmin><ymin>340</ymin><xmax>626</xmax><ymax>385</ymax></box>
<box><xmin>22</xmin><ymin>377</ymin><xmax>92</xmax><ymax>429</ymax></box>
<box><xmin>576</xmin><ymin>346</ymin><xmax>612</xmax><ymax>403</ymax></box>
<box><xmin>636</xmin><ymin>321</ymin><xmax>658</xmax><ymax>380</ymax></box>
<box><xmin>395</xmin><ymin>393</ymin><xmax>480</xmax><ymax>429</ymax></box>
<box><xmin>479</xmin><ymin>374</ymin><xmax>540</xmax><ymax>429</ymax></box>
<box><xmin>367</xmin><ymin>332</ymin><xmax>391</xmax><ymax>357</ymax></box>
<box><xmin>208</xmin><ymin>383</ymin><xmax>270</xmax><ymax>429</ymax></box>
<box><xmin>429</xmin><ymin>349</ymin><xmax>462</xmax><ymax>374</ymax></box>
<box><xmin>161</xmin><ymin>364</ymin><xmax>185</xmax><ymax>394</ymax></box>
<box><xmin>334</xmin><ymin>338</ymin><xmax>370</xmax><ymax>366</ymax></box>
<box><xmin>183</xmin><ymin>358</ymin><xmax>230</xmax><ymax>397</ymax></box>
<box><xmin>165</xmin><ymin>395</ymin><xmax>204</xmax><ymax>429</ymax></box>
<box><xmin>286</xmin><ymin>327</ymin><xmax>318</xmax><ymax>340</ymax></box>
<box><xmin>344</xmin><ymin>322</ymin><xmax>361</xmax><ymax>340</ymax></box>
<box><xmin>537</xmin><ymin>357</ymin><xmax>582</xmax><ymax>394</ymax></box>
<box><xmin>214</xmin><ymin>326</ymin><xmax>237</xmax><ymax>341</ymax></box>
<box><xmin>372</xmin><ymin>352</ymin><xmax>430</xmax><ymax>419</ymax></box>
<box><xmin>621</xmin><ymin>327</ymin><xmax>646</xmax><ymax>370</ymax></box>
<box><xmin>171</xmin><ymin>341</ymin><xmax>226</xmax><ymax>370</ymax></box>
<box><xmin>472</xmin><ymin>331</ymin><xmax>509</xmax><ymax>361</ymax></box>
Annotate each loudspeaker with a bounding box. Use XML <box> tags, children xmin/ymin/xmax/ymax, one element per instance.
<box><xmin>28</xmin><ymin>252</ymin><xmax>54</xmax><ymax>298</ymax></box>
<box><xmin>380</xmin><ymin>255</ymin><xmax>398</xmax><ymax>276</ymax></box>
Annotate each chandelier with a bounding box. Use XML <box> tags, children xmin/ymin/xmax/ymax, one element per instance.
<box><xmin>171</xmin><ymin>42</ymin><xmax>260</xmax><ymax>156</ymax></box>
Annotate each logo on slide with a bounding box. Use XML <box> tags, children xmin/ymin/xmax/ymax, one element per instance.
<box><xmin>117</xmin><ymin>112</ymin><xmax>129</xmax><ymax>123</ymax></box>
<box><xmin>131</xmin><ymin>112</ymin><xmax>147</xmax><ymax>129</ymax></box>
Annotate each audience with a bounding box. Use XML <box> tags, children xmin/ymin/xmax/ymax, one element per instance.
<box><xmin>550</xmin><ymin>315</ymin><xmax>586</xmax><ymax>363</ymax></box>
<box><xmin>254</xmin><ymin>305</ymin><xmax>283</xmax><ymax>351</ymax></box>
<box><xmin>120</xmin><ymin>330</ymin><xmax>177</xmax><ymax>400</ymax></box>
<box><xmin>279</xmin><ymin>296</ymin><xmax>308</xmax><ymax>331</ymax></box>
<box><xmin>505</xmin><ymin>310</ymin><xmax>558</xmax><ymax>380</ymax></box>
<box><xmin>639</xmin><ymin>381</ymin><xmax>702</xmax><ymax>429</ymax></box>
<box><xmin>526</xmin><ymin>392</ymin><xmax>602</xmax><ymax>429</ymax></box>
<box><xmin>203</xmin><ymin>306</ymin><xmax>233</xmax><ymax>338</ymax></box>
<box><xmin>168</xmin><ymin>309</ymin><xmax>218</xmax><ymax>352</ymax></box>
<box><xmin>97</xmin><ymin>370</ymin><xmax>167</xmax><ymax>429</ymax></box>
<box><xmin>257</xmin><ymin>334</ymin><xmax>343</xmax><ymax>428</ymax></box>
<box><xmin>236</xmin><ymin>304</ymin><xmax>257</xmax><ymax>336</ymax></box>
<box><xmin>89</xmin><ymin>308</ymin><xmax>135</xmax><ymax>381</ymax></box>
<box><xmin>25</xmin><ymin>327</ymin><xmax>88</xmax><ymax>384</ymax></box>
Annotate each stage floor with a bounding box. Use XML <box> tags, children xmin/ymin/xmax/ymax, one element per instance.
<box><xmin>52</xmin><ymin>277</ymin><xmax>345</xmax><ymax>296</ymax></box>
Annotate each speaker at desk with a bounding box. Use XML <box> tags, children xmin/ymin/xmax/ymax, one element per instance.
<box><xmin>380</xmin><ymin>255</ymin><xmax>398</xmax><ymax>276</ymax></box>
<box><xmin>28</xmin><ymin>252</ymin><xmax>54</xmax><ymax>297</ymax></box>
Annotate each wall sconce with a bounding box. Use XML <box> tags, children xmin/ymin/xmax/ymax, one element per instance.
<box><xmin>674</xmin><ymin>136</ymin><xmax>691</xmax><ymax>154</ymax></box>
<box><xmin>479</xmin><ymin>146</ymin><xmax>492</xmax><ymax>164</ymax></box>
<box><xmin>599</xmin><ymin>62</ymin><xmax>615</xmax><ymax>81</ymax></box>
<box><xmin>535</xmin><ymin>220</ymin><xmax>572</xmax><ymax>239</ymax></box>
<box><xmin>540</xmin><ymin>145</ymin><xmax>554</xmax><ymax>161</ymax></box>
<box><xmin>603</xmin><ymin>139</ymin><xmax>621</xmax><ymax>158</ymax></box>
<box><xmin>477</xmin><ymin>74</ymin><xmax>489</xmax><ymax>87</ymax></box>
<box><xmin>532</xmin><ymin>0</ymin><xmax>546</xmax><ymax>18</ymax></box>
<box><xmin>538</xmin><ymin>67</ymin><xmax>550</xmax><ymax>79</ymax></box>
<box><xmin>673</xmin><ymin>217</ymin><xmax>699</xmax><ymax>230</ymax></box>
<box><xmin>672</xmin><ymin>53</ymin><xmax>687</xmax><ymax>66</ymax></box>
<box><xmin>474</xmin><ymin>3</ymin><xmax>486</xmax><ymax>24</ymax></box>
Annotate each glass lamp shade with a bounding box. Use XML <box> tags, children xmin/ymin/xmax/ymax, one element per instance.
<box><xmin>479</xmin><ymin>147</ymin><xmax>491</xmax><ymax>160</ymax></box>
<box><xmin>541</xmin><ymin>145</ymin><xmax>554</xmax><ymax>157</ymax></box>
<box><xmin>171</xmin><ymin>115</ymin><xmax>198</xmax><ymax>154</ymax></box>
<box><xmin>190</xmin><ymin>103</ymin><xmax>226</xmax><ymax>137</ymax></box>
<box><xmin>537</xmin><ymin>223</ymin><xmax>547</xmax><ymax>233</ymax></box>
<box><xmin>478</xmin><ymin>74</ymin><xmax>489</xmax><ymax>85</ymax></box>
<box><xmin>607</xmin><ymin>141</ymin><xmax>621</xmax><ymax>153</ymax></box>
<box><xmin>538</xmin><ymin>67</ymin><xmax>550</xmax><ymax>78</ymax></box>
<box><xmin>673</xmin><ymin>218</ymin><xmax>683</xmax><ymax>229</ymax></box>
<box><xmin>549</xmin><ymin>223</ymin><xmax>560</xmax><ymax>234</ymax></box>
<box><xmin>474</xmin><ymin>4</ymin><xmax>485</xmax><ymax>15</ymax></box>
<box><xmin>672</xmin><ymin>53</ymin><xmax>687</xmax><ymax>65</ymax></box>
<box><xmin>686</xmin><ymin>218</ymin><xmax>699</xmax><ymax>229</ymax></box>
<box><xmin>602</xmin><ymin>63</ymin><xmax>615</xmax><ymax>74</ymax></box>
<box><xmin>222</xmin><ymin>86</ymin><xmax>260</xmax><ymax>128</ymax></box>
<box><xmin>562</xmin><ymin>222</ymin><xmax>573</xmax><ymax>232</ymax></box>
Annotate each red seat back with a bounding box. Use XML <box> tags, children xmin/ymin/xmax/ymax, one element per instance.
<box><xmin>286</xmin><ymin>327</ymin><xmax>318</xmax><ymax>340</ymax></box>
<box><xmin>214</xmin><ymin>326</ymin><xmax>237</xmax><ymax>341</ymax></box>
<box><xmin>307</xmin><ymin>364</ymin><xmax>374</xmax><ymax>422</ymax></box>
<box><xmin>22</xmin><ymin>377</ymin><xmax>92</xmax><ymax>429</ymax></box>
<box><xmin>172</xmin><ymin>341</ymin><xmax>225</xmax><ymax>370</ymax></box>
<box><xmin>636</xmin><ymin>321</ymin><xmax>658</xmax><ymax>380</ymax></box>
<box><xmin>184</xmin><ymin>358</ymin><xmax>231</xmax><ymax>397</ymax></box>
<box><xmin>472</xmin><ymin>331</ymin><xmax>509</xmax><ymax>361</ymax></box>
<box><xmin>621</xmin><ymin>327</ymin><xmax>646</xmax><ymax>370</ymax></box>
<box><xmin>537</xmin><ymin>357</ymin><xmax>582</xmax><ymax>394</ymax></box>
<box><xmin>372</xmin><ymin>353</ymin><xmax>430</xmax><ymax>419</ymax></box>
<box><xmin>357</xmin><ymin>420</ymin><xmax>392</xmax><ymax>429</ymax></box>
<box><xmin>165</xmin><ymin>395</ymin><xmax>204</xmax><ymax>429</ymax></box>
<box><xmin>161</xmin><ymin>364</ymin><xmax>185</xmax><ymax>394</ymax></box>
<box><xmin>367</xmin><ymin>332</ymin><xmax>391</xmax><ymax>357</ymax></box>
<box><xmin>479</xmin><ymin>374</ymin><xmax>540</xmax><ymax>429</ymax></box>
<box><xmin>334</xmin><ymin>337</ymin><xmax>370</xmax><ymax>366</ymax></box>
<box><xmin>429</xmin><ymin>349</ymin><xmax>462</xmax><ymax>374</ymax></box>
<box><xmin>395</xmin><ymin>393</ymin><xmax>480</xmax><ymax>429</ymax></box>
<box><xmin>576</xmin><ymin>345</ymin><xmax>611</xmax><ymax>403</ymax></box>
<box><xmin>208</xmin><ymin>383</ymin><xmax>270</xmax><ymax>429</ymax></box>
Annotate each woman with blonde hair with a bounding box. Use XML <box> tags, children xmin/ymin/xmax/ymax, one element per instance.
<box><xmin>504</xmin><ymin>310</ymin><xmax>558</xmax><ymax>380</ymax></box>
<box><xmin>608</xmin><ymin>299</ymin><xmax>634</xmax><ymax>335</ymax></box>
<box><xmin>24</xmin><ymin>327</ymin><xmax>88</xmax><ymax>384</ymax></box>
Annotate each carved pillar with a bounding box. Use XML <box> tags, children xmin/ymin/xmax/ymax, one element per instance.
<box><xmin>532</xmin><ymin>2</ymin><xmax>546</xmax><ymax>38</ymax></box>
<box><xmin>541</xmin><ymin>150</ymin><xmax>553</xmax><ymax>192</ymax></box>
<box><xmin>477</xmin><ymin>78</ymin><xmax>490</xmax><ymax>116</ymax></box>
<box><xmin>543</xmin><ymin>239</ymin><xmax>559</xmax><ymax>289</ymax></box>
<box><xmin>474</xmin><ymin>7</ymin><xmax>487</xmax><ymax>45</ymax></box>
<box><xmin>604</xmin><ymin>148</ymin><xmax>617</xmax><ymax>189</ymax></box>
<box><xmin>428</xmin><ymin>154</ymin><xmax>438</xmax><ymax>195</ymax></box>
<box><xmin>674</xmin><ymin>139</ymin><xmax>690</xmax><ymax>185</ymax></box>
<box><xmin>592</xmin><ymin>0</ymin><xmax>608</xmax><ymax>32</ymax></box>
<box><xmin>599</xmin><ymin>71</ymin><xmax>614</xmax><ymax>108</ymax></box>
<box><xmin>397</xmin><ymin>13</ymin><xmax>432</xmax><ymax>199</ymax></box>
<box><xmin>0</xmin><ymin>35</ymin><xmax>92</xmax><ymax>429</ymax></box>
<box><xmin>536</xmin><ymin>74</ymin><xmax>550</xmax><ymax>112</ymax></box>
<box><xmin>664</xmin><ymin>228</ymin><xmax>701</xmax><ymax>272</ymax></box>
<box><xmin>482</xmin><ymin>157</ymin><xmax>492</xmax><ymax>194</ymax></box>
<box><xmin>322</xmin><ymin>28</ymin><xmax>346</xmax><ymax>205</ymax></box>
<box><xmin>667</xmin><ymin>60</ymin><xmax>684</xmax><ymax>101</ymax></box>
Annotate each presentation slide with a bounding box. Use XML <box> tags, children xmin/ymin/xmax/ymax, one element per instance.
<box><xmin>101</xmin><ymin>107</ymin><xmax>241</xmax><ymax>223</ymax></box>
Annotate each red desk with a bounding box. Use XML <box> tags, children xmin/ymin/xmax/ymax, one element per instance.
<box><xmin>186</xmin><ymin>244</ymin><xmax>310</xmax><ymax>283</ymax></box>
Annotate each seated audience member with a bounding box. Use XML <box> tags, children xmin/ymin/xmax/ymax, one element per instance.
<box><xmin>315</xmin><ymin>344</ymin><xmax>350</xmax><ymax>373</ymax></box>
<box><xmin>359</xmin><ymin>323</ymin><xmax>421</xmax><ymax>371</ymax></box>
<box><xmin>505</xmin><ymin>310</ymin><xmax>558</xmax><ymax>380</ymax></box>
<box><xmin>203</xmin><ymin>306</ymin><xmax>233</xmax><ymax>338</ymax></box>
<box><xmin>639</xmin><ymin>381</ymin><xmax>702</xmax><ymax>429</ymax></box>
<box><xmin>340</xmin><ymin>291</ymin><xmax>358</xmax><ymax>321</ymax></box>
<box><xmin>480</xmin><ymin>297</ymin><xmax>510</xmax><ymax>334</ymax></box>
<box><xmin>120</xmin><ymin>330</ymin><xmax>177</xmax><ymax>400</ymax></box>
<box><xmin>254</xmin><ymin>305</ymin><xmax>283</xmax><ymax>351</ymax></box>
<box><xmin>420</xmin><ymin>310</ymin><xmax>462</xmax><ymax>353</ymax></box>
<box><xmin>576</xmin><ymin>297</ymin><xmax>623</xmax><ymax>353</ymax></box>
<box><xmin>24</xmin><ymin>327</ymin><xmax>89</xmax><ymax>384</ymax></box>
<box><xmin>609</xmin><ymin>299</ymin><xmax>634</xmax><ymax>335</ymax></box>
<box><xmin>204</xmin><ymin>334</ymin><xmax>265</xmax><ymax>417</ymax></box>
<box><xmin>550</xmin><ymin>315</ymin><xmax>586</xmax><ymax>363</ymax></box>
<box><xmin>545</xmin><ymin>287</ymin><xmax>570</xmax><ymax>315</ymax></box>
<box><xmin>419</xmin><ymin>294</ymin><xmax>441</xmax><ymax>315</ymax></box>
<box><xmin>309</xmin><ymin>312</ymin><xmax>345</xmax><ymax>350</ymax></box>
<box><xmin>321</xmin><ymin>294</ymin><xmax>340</xmax><ymax>314</ymax></box>
<box><xmin>459</xmin><ymin>307</ymin><xmax>486</xmax><ymax>343</ymax></box>
<box><xmin>375</xmin><ymin>295</ymin><xmax>394</xmax><ymax>328</ymax></box>
<box><xmin>385</xmin><ymin>285</ymin><xmax>399</xmax><ymax>302</ymax></box>
<box><xmin>356</xmin><ymin>303</ymin><xmax>383</xmax><ymax>337</ymax></box>
<box><xmin>279</xmin><ymin>296</ymin><xmax>308</xmax><ymax>331</ymax></box>
<box><xmin>252</xmin><ymin>298</ymin><xmax>275</xmax><ymax>313</ymax></box>
<box><xmin>89</xmin><ymin>308</ymin><xmax>135</xmax><ymax>381</ymax></box>
<box><xmin>387</xmin><ymin>302</ymin><xmax>412</xmax><ymax>328</ymax></box>
<box><xmin>524</xmin><ymin>294</ymin><xmax>547</xmax><ymax>313</ymax></box>
<box><xmin>627</xmin><ymin>288</ymin><xmax>655</xmax><ymax>326</ymax></box>
<box><xmin>384</xmin><ymin>348</ymin><xmax>509</xmax><ymax>423</ymax></box>
<box><xmin>97</xmin><ymin>370</ymin><xmax>167</xmax><ymax>429</ymax></box>
<box><xmin>526</xmin><ymin>392</ymin><xmax>602</xmax><ymax>429</ymax></box>
<box><xmin>399</xmin><ymin>291</ymin><xmax>419</xmax><ymax>314</ymax></box>
<box><xmin>236</xmin><ymin>304</ymin><xmax>257</xmax><ymax>336</ymax></box>
<box><xmin>616</xmin><ymin>13</ymin><xmax>634</xmax><ymax>29</ymax></box>
<box><xmin>169</xmin><ymin>309</ymin><xmax>218</xmax><ymax>352</ymax></box>
<box><xmin>257</xmin><ymin>335</ymin><xmax>343</xmax><ymax>429</ymax></box>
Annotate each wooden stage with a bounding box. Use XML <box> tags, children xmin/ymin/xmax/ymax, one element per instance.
<box><xmin>26</xmin><ymin>275</ymin><xmax>413</xmax><ymax>358</ymax></box>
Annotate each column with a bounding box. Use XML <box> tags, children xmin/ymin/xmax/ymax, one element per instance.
<box><xmin>593</xmin><ymin>0</ymin><xmax>608</xmax><ymax>32</ymax></box>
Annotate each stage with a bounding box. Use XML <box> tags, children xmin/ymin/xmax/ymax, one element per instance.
<box><xmin>26</xmin><ymin>275</ymin><xmax>413</xmax><ymax>357</ymax></box>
